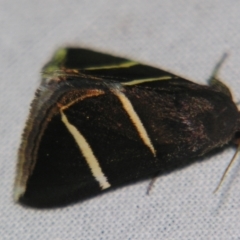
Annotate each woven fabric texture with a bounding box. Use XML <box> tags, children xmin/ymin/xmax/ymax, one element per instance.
<box><xmin>1</xmin><ymin>1</ymin><xmax>240</xmax><ymax>239</ymax></box>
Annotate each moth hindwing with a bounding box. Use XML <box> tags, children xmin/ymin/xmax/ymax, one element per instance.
<box><xmin>14</xmin><ymin>48</ymin><xmax>240</xmax><ymax>208</ymax></box>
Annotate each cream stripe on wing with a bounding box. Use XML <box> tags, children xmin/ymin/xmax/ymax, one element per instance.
<box><xmin>60</xmin><ymin>109</ymin><xmax>111</xmax><ymax>190</ymax></box>
<box><xmin>113</xmin><ymin>90</ymin><xmax>156</xmax><ymax>157</ymax></box>
<box><xmin>122</xmin><ymin>76</ymin><xmax>172</xmax><ymax>86</ymax></box>
<box><xmin>84</xmin><ymin>61</ymin><xmax>138</xmax><ymax>70</ymax></box>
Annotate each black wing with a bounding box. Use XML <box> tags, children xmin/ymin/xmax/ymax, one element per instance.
<box><xmin>14</xmin><ymin>48</ymin><xmax>239</xmax><ymax>208</ymax></box>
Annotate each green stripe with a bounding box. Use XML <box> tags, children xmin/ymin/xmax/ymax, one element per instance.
<box><xmin>84</xmin><ymin>61</ymin><xmax>138</xmax><ymax>70</ymax></box>
<box><xmin>122</xmin><ymin>76</ymin><xmax>173</xmax><ymax>86</ymax></box>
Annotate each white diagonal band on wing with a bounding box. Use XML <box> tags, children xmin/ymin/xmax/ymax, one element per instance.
<box><xmin>60</xmin><ymin>109</ymin><xmax>111</xmax><ymax>190</ymax></box>
<box><xmin>113</xmin><ymin>90</ymin><xmax>156</xmax><ymax>157</ymax></box>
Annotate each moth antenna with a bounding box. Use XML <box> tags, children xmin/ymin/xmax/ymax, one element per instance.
<box><xmin>214</xmin><ymin>143</ymin><xmax>240</xmax><ymax>193</ymax></box>
<box><xmin>210</xmin><ymin>53</ymin><xmax>229</xmax><ymax>79</ymax></box>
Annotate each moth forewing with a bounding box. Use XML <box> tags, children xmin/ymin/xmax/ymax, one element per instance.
<box><xmin>14</xmin><ymin>48</ymin><xmax>240</xmax><ymax>208</ymax></box>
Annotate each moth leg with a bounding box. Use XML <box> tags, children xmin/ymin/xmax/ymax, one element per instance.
<box><xmin>214</xmin><ymin>140</ymin><xmax>240</xmax><ymax>193</ymax></box>
<box><xmin>146</xmin><ymin>173</ymin><xmax>160</xmax><ymax>195</ymax></box>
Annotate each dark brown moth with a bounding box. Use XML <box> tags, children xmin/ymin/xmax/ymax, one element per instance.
<box><xmin>14</xmin><ymin>48</ymin><xmax>240</xmax><ymax>208</ymax></box>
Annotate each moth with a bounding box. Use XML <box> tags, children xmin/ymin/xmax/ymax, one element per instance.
<box><xmin>14</xmin><ymin>48</ymin><xmax>240</xmax><ymax>208</ymax></box>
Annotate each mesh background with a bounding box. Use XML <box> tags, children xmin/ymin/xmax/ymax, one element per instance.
<box><xmin>1</xmin><ymin>1</ymin><xmax>240</xmax><ymax>239</ymax></box>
